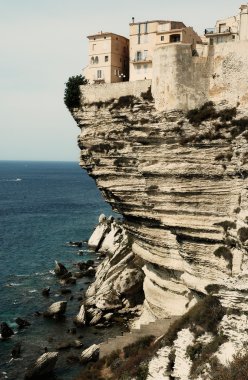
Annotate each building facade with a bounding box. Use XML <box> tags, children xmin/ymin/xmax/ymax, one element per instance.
<box><xmin>83</xmin><ymin>32</ymin><xmax>129</xmax><ymax>84</ymax></box>
<box><xmin>205</xmin><ymin>4</ymin><xmax>248</xmax><ymax>44</ymax></box>
<box><xmin>129</xmin><ymin>20</ymin><xmax>202</xmax><ymax>81</ymax></box>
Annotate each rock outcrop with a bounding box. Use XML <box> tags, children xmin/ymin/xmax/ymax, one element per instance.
<box><xmin>84</xmin><ymin>214</ymin><xmax>144</xmax><ymax>322</ymax></box>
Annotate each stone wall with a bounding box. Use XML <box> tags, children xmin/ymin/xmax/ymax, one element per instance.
<box><xmin>152</xmin><ymin>41</ymin><xmax>248</xmax><ymax>112</ymax></box>
<box><xmin>80</xmin><ymin>80</ymin><xmax>152</xmax><ymax>104</ymax></box>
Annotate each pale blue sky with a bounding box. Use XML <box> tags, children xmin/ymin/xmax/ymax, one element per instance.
<box><xmin>0</xmin><ymin>0</ymin><xmax>243</xmax><ymax>161</ymax></box>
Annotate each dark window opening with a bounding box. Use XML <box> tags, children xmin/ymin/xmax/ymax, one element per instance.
<box><xmin>105</xmin><ymin>56</ymin><xmax>108</xmax><ymax>62</ymax></box>
<box><xmin>161</xmin><ymin>36</ymin><xmax>164</xmax><ymax>41</ymax></box>
<box><xmin>170</xmin><ymin>34</ymin><xmax>181</xmax><ymax>43</ymax></box>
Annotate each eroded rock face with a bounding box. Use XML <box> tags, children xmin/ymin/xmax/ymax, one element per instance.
<box><xmin>84</xmin><ymin>216</ymin><xmax>144</xmax><ymax>317</ymax></box>
<box><xmin>72</xmin><ymin>93</ymin><xmax>248</xmax><ymax>322</ymax></box>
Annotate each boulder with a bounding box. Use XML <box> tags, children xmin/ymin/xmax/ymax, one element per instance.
<box><xmin>73</xmin><ymin>305</ymin><xmax>86</xmax><ymax>327</ymax></box>
<box><xmin>89</xmin><ymin>310</ymin><xmax>103</xmax><ymax>326</ymax></box>
<box><xmin>15</xmin><ymin>318</ymin><xmax>31</xmax><ymax>329</ymax></box>
<box><xmin>54</xmin><ymin>261</ymin><xmax>68</xmax><ymax>277</ymax></box>
<box><xmin>95</xmin><ymin>290</ymin><xmax>123</xmax><ymax>310</ymax></box>
<box><xmin>11</xmin><ymin>342</ymin><xmax>21</xmax><ymax>358</ymax></box>
<box><xmin>113</xmin><ymin>268</ymin><xmax>144</xmax><ymax>295</ymax></box>
<box><xmin>24</xmin><ymin>352</ymin><xmax>58</xmax><ymax>379</ymax></box>
<box><xmin>43</xmin><ymin>301</ymin><xmax>67</xmax><ymax>318</ymax></box>
<box><xmin>104</xmin><ymin>313</ymin><xmax>113</xmax><ymax>321</ymax></box>
<box><xmin>0</xmin><ymin>322</ymin><xmax>14</xmax><ymax>339</ymax></box>
<box><xmin>84</xmin><ymin>267</ymin><xmax>96</xmax><ymax>277</ymax></box>
<box><xmin>60</xmin><ymin>277</ymin><xmax>76</xmax><ymax>286</ymax></box>
<box><xmin>41</xmin><ymin>287</ymin><xmax>50</xmax><ymax>297</ymax></box>
<box><xmin>99</xmin><ymin>214</ymin><xmax>106</xmax><ymax>223</ymax></box>
<box><xmin>80</xmin><ymin>344</ymin><xmax>100</xmax><ymax>364</ymax></box>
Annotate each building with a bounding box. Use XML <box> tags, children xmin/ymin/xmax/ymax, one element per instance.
<box><xmin>83</xmin><ymin>32</ymin><xmax>129</xmax><ymax>84</ymax></box>
<box><xmin>205</xmin><ymin>4</ymin><xmax>248</xmax><ymax>44</ymax></box>
<box><xmin>129</xmin><ymin>20</ymin><xmax>202</xmax><ymax>81</ymax></box>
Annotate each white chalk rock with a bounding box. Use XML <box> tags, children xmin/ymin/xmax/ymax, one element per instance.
<box><xmin>74</xmin><ymin>304</ymin><xmax>86</xmax><ymax>326</ymax></box>
<box><xmin>44</xmin><ymin>301</ymin><xmax>67</xmax><ymax>318</ymax></box>
<box><xmin>80</xmin><ymin>344</ymin><xmax>100</xmax><ymax>363</ymax></box>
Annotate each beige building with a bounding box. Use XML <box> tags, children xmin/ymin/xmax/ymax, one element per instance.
<box><xmin>83</xmin><ymin>32</ymin><xmax>129</xmax><ymax>84</ymax></box>
<box><xmin>129</xmin><ymin>20</ymin><xmax>202</xmax><ymax>81</ymax></box>
<box><xmin>205</xmin><ymin>4</ymin><xmax>248</xmax><ymax>44</ymax></box>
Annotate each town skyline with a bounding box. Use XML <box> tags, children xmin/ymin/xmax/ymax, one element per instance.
<box><xmin>0</xmin><ymin>0</ymin><xmax>244</xmax><ymax>161</ymax></box>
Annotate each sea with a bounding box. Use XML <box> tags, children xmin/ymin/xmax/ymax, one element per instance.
<box><xmin>0</xmin><ymin>160</ymin><xmax>122</xmax><ymax>380</ymax></box>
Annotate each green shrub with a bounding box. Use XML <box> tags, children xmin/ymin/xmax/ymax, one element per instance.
<box><xmin>140</xmin><ymin>86</ymin><xmax>153</xmax><ymax>101</ymax></box>
<box><xmin>64</xmin><ymin>74</ymin><xmax>88</xmax><ymax>109</ymax></box>
<box><xmin>186</xmin><ymin>102</ymin><xmax>217</xmax><ymax>125</ymax></box>
<box><xmin>110</xmin><ymin>95</ymin><xmax>137</xmax><ymax>110</ymax></box>
<box><xmin>218</xmin><ymin>107</ymin><xmax>237</xmax><ymax>122</ymax></box>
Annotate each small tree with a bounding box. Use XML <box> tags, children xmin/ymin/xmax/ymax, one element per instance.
<box><xmin>64</xmin><ymin>75</ymin><xmax>88</xmax><ymax>109</ymax></box>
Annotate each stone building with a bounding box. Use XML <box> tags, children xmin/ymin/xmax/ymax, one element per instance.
<box><xmin>205</xmin><ymin>3</ymin><xmax>248</xmax><ymax>44</ymax></box>
<box><xmin>83</xmin><ymin>32</ymin><xmax>129</xmax><ymax>84</ymax></box>
<box><xmin>129</xmin><ymin>20</ymin><xmax>202</xmax><ymax>81</ymax></box>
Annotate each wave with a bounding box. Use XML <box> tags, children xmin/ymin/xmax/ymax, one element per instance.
<box><xmin>0</xmin><ymin>178</ymin><xmax>22</xmax><ymax>182</ymax></box>
<box><xmin>5</xmin><ymin>283</ymin><xmax>22</xmax><ymax>287</ymax></box>
<box><xmin>28</xmin><ymin>289</ymin><xmax>37</xmax><ymax>293</ymax></box>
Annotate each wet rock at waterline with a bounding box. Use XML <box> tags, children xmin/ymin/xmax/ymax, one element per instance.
<box><xmin>15</xmin><ymin>317</ymin><xmax>31</xmax><ymax>329</ymax></box>
<box><xmin>41</xmin><ymin>287</ymin><xmax>50</xmax><ymax>297</ymax></box>
<box><xmin>54</xmin><ymin>261</ymin><xmax>68</xmax><ymax>277</ymax></box>
<box><xmin>43</xmin><ymin>301</ymin><xmax>67</xmax><ymax>319</ymax></box>
<box><xmin>0</xmin><ymin>322</ymin><xmax>14</xmax><ymax>339</ymax></box>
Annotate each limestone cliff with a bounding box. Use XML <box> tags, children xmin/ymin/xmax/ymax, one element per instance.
<box><xmin>71</xmin><ymin>85</ymin><xmax>248</xmax><ymax>328</ymax></box>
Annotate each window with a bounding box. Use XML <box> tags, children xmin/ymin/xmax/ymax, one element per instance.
<box><xmin>161</xmin><ymin>36</ymin><xmax>164</xmax><ymax>41</ymax></box>
<box><xmin>137</xmin><ymin>64</ymin><xmax>141</xmax><ymax>70</ymax></box>
<box><xmin>95</xmin><ymin>56</ymin><xmax>99</xmax><ymax>63</ymax></box>
<box><xmin>143</xmin><ymin>50</ymin><xmax>148</xmax><ymax>59</ymax></box>
<box><xmin>144</xmin><ymin>64</ymin><xmax>148</xmax><ymax>73</ymax></box>
<box><xmin>114</xmin><ymin>69</ymin><xmax>118</xmax><ymax>76</ymax></box>
<box><xmin>91</xmin><ymin>57</ymin><xmax>94</xmax><ymax>64</ymax></box>
<box><xmin>97</xmin><ymin>70</ymin><xmax>102</xmax><ymax>79</ymax></box>
<box><xmin>105</xmin><ymin>56</ymin><xmax>109</xmax><ymax>62</ymax></box>
<box><xmin>170</xmin><ymin>34</ymin><xmax>181</xmax><ymax>43</ymax></box>
<box><xmin>138</xmin><ymin>24</ymin><xmax>141</xmax><ymax>34</ymax></box>
<box><xmin>145</xmin><ymin>22</ymin><xmax>148</xmax><ymax>33</ymax></box>
<box><xmin>138</xmin><ymin>34</ymin><xmax>141</xmax><ymax>44</ymax></box>
<box><xmin>136</xmin><ymin>51</ymin><xmax>142</xmax><ymax>61</ymax></box>
<box><xmin>92</xmin><ymin>44</ymin><xmax>96</xmax><ymax>51</ymax></box>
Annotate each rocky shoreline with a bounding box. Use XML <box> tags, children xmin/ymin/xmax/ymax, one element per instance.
<box><xmin>0</xmin><ymin>214</ymin><xmax>144</xmax><ymax>380</ymax></box>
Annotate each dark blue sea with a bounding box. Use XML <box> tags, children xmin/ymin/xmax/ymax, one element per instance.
<box><xmin>0</xmin><ymin>161</ymin><xmax>121</xmax><ymax>380</ymax></box>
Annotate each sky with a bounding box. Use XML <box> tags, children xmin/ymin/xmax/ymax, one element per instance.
<box><xmin>0</xmin><ymin>0</ymin><xmax>244</xmax><ymax>161</ymax></box>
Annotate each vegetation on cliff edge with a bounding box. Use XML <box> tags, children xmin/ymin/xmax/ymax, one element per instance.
<box><xmin>64</xmin><ymin>75</ymin><xmax>88</xmax><ymax>109</ymax></box>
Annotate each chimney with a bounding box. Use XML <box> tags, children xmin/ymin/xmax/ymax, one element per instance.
<box><xmin>132</xmin><ymin>17</ymin><xmax>135</xmax><ymax>24</ymax></box>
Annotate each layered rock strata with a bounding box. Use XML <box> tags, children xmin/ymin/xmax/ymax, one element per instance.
<box><xmin>72</xmin><ymin>93</ymin><xmax>248</xmax><ymax>323</ymax></box>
